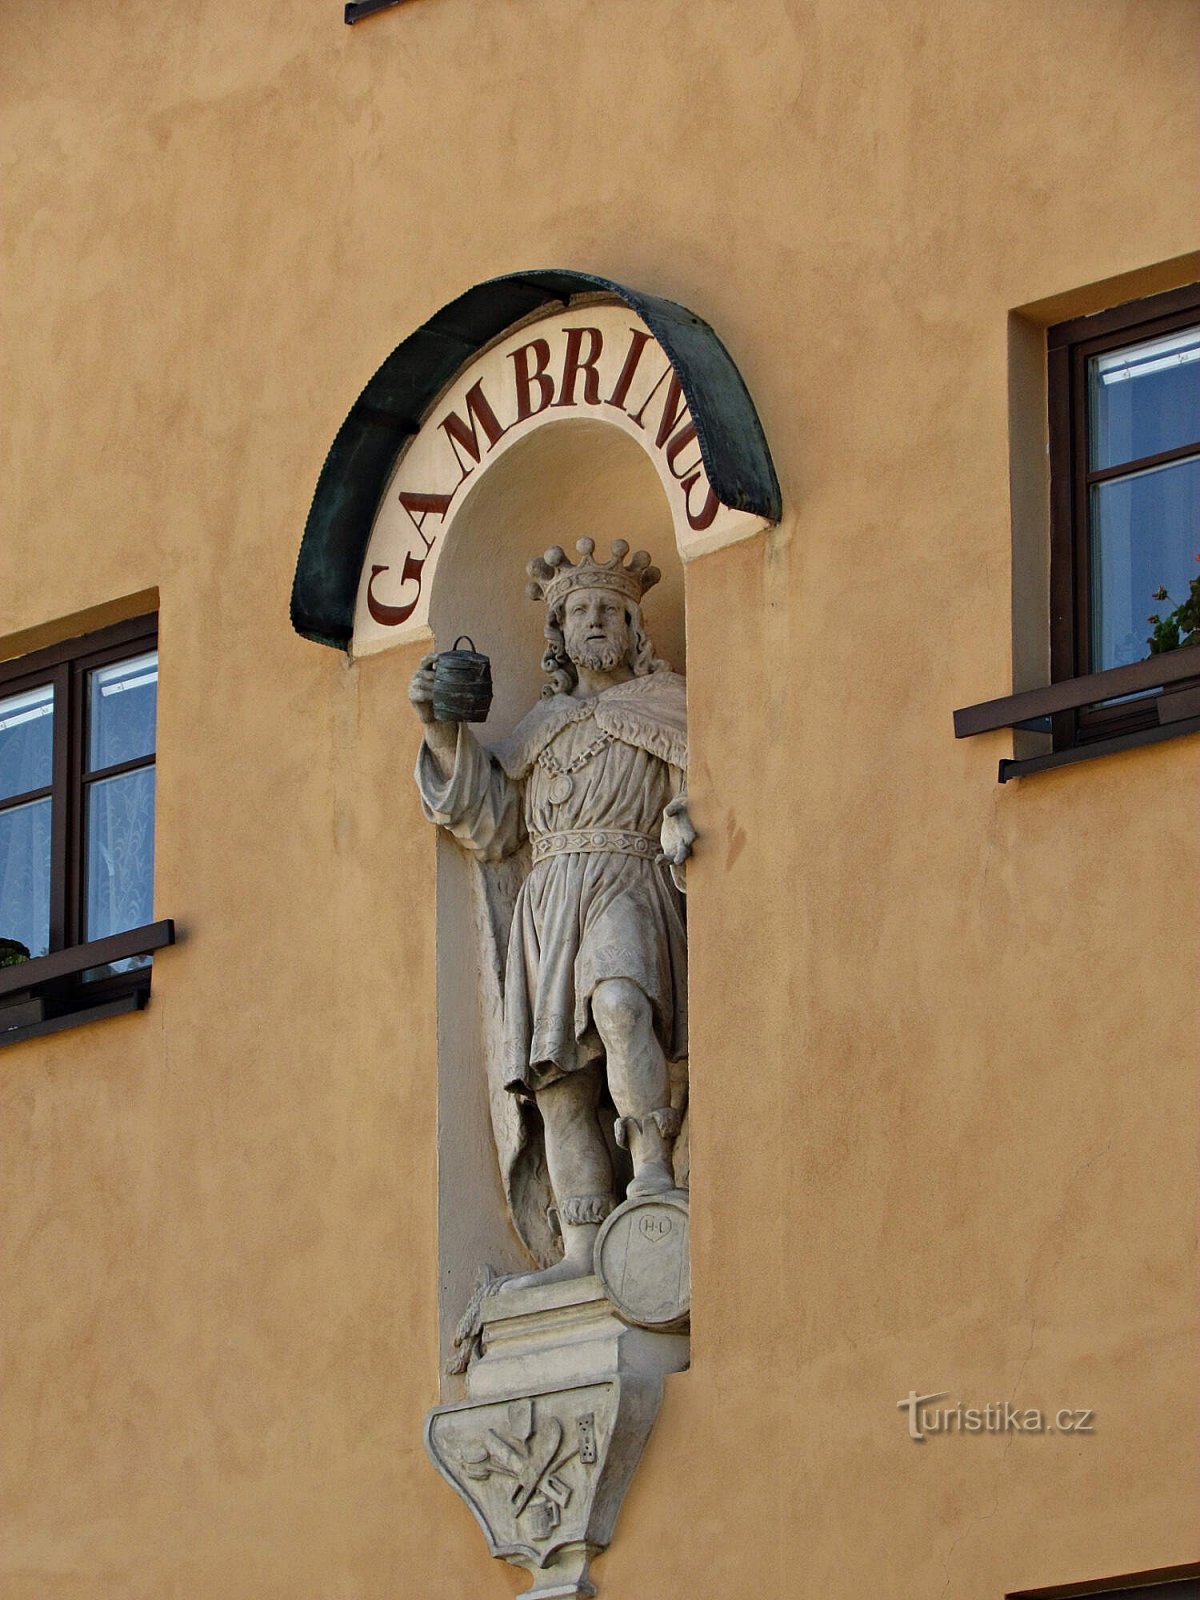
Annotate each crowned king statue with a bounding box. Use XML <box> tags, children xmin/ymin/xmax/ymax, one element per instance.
<box><xmin>410</xmin><ymin>538</ymin><xmax>694</xmax><ymax>1293</ymax></box>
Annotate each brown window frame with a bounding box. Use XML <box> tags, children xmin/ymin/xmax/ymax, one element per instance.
<box><xmin>1009</xmin><ymin>1563</ymin><xmax>1200</xmax><ymax>1599</ymax></box>
<box><xmin>1048</xmin><ymin>280</ymin><xmax>1200</xmax><ymax>750</ymax></box>
<box><xmin>0</xmin><ymin>614</ymin><xmax>173</xmax><ymax>1045</ymax></box>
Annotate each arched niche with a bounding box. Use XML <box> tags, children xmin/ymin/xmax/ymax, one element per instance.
<box><xmin>430</xmin><ymin>421</ymin><xmax>683</xmax><ymax>1375</ymax></box>
<box><xmin>290</xmin><ymin>269</ymin><xmax>779</xmax><ymax>656</ymax></box>
<box><xmin>288</xmin><ymin>271</ymin><xmax>778</xmax><ymax>1379</ymax></box>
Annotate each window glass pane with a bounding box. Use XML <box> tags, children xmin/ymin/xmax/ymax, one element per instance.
<box><xmin>1090</xmin><ymin>326</ymin><xmax>1200</xmax><ymax>471</ymax></box>
<box><xmin>87</xmin><ymin>651</ymin><xmax>157</xmax><ymax>772</ymax></box>
<box><xmin>0</xmin><ymin>796</ymin><xmax>52</xmax><ymax>958</ymax></box>
<box><xmin>80</xmin><ymin>953</ymin><xmax>151</xmax><ymax>983</ymax></box>
<box><xmin>85</xmin><ymin>767</ymin><xmax>155</xmax><ymax>941</ymax></box>
<box><xmin>0</xmin><ymin>684</ymin><xmax>54</xmax><ymax>803</ymax></box>
<box><xmin>1089</xmin><ymin>454</ymin><xmax>1200</xmax><ymax>670</ymax></box>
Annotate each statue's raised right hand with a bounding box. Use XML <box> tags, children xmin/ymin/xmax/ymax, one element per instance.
<box><xmin>408</xmin><ymin>654</ymin><xmax>439</xmax><ymax>725</ymax></box>
<box><xmin>410</xmin><ymin>654</ymin><xmax>460</xmax><ymax>768</ymax></box>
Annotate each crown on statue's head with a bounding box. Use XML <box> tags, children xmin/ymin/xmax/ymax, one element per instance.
<box><xmin>526</xmin><ymin>539</ymin><xmax>661</xmax><ymax>611</ymax></box>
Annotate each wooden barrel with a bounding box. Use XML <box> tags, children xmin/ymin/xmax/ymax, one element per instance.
<box><xmin>432</xmin><ymin>637</ymin><xmax>493</xmax><ymax>723</ymax></box>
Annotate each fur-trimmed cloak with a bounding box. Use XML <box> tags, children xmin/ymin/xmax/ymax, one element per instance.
<box><xmin>416</xmin><ymin>670</ymin><xmax>688</xmax><ymax>1265</ymax></box>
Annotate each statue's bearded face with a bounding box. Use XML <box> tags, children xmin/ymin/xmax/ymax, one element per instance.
<box><xmin>562</xmin><ymin>586</ymin><xmax>632</xmax><ymax>673</ymax></box>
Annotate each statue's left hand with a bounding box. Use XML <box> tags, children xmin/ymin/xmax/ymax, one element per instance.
<box><xmin>658</xmin><ymin>796</ymin><xmax>696</xmax><ymax>868</ymax></box>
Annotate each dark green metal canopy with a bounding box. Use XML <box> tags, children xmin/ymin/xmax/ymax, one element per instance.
<box><xmin>290</xmin><ymin>269</ymin><xmax>781</xmax><ymax>651</ymax></box>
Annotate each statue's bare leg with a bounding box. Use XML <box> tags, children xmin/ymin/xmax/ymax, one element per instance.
<box><xmin>591</xmin><ymin>978</ymin><xmax>678</xmax><ymax>1198</ymax></box>
<box><xmin>507</xmin><ymin>1065</ymin><xmax>615</xmax><ymax>1291</ymax></box>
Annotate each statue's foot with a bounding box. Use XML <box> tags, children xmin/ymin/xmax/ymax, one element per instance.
<box><xmin>616</xmin><ymin>1107</ymin><xmax>682</xmax><ymax>1199</ymax></box>
<box><xmin>506</xmin><ymin>1255</ymin><xmax>595</xmax><ymax>1292</ymax></box>
<box><xmin>627</xmin><ymin>1157</ymin><xmax>677</xmax><ymax>1198</ymax></box>
<box><xmin>506</xmin><ymin>1218</ymin><xmax>602</xmax><ymax>1291</ymax></box>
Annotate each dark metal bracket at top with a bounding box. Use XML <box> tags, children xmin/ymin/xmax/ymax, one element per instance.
<box><xmin>291</xmin><ymin>268</ymin><xmax>781</xmax><ymax>653</ymax></box>
<box><xmin>345</xmin><ymin>0</ymin><xmax>407</xmax><ymax>22</ymax></box>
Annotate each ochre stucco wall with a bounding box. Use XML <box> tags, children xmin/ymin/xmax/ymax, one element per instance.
<box><xmin>1</xmin><ymin>1</ymin><xmax>1197</xmax><ymax>1596</ymax></box>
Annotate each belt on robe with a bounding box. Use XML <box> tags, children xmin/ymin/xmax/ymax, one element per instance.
<box><xmin>530</xmin><ymin>828</ymin><xmax>660</xmax><ymax>864</ymax></box>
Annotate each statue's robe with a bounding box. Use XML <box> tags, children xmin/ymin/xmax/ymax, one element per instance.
<box><xmin>418</xmin><ymin>669</ymin><xmax>688</xmax><ymax>1091</ymax></box>
<box><xmin>416</xmin><ymin>669</ymin><xmax>688</xmax><ymax>1262</ymax></box>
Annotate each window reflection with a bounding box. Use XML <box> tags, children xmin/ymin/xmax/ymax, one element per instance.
<box><xmin>1090</xmin><ymin>456</ymin><xmax>1200</xmax><ymax>670</ymax></box>
<box><xmin>88</xmin><ymin>652</ymin><xmax>157</xmax><ymax>772</ymax></box>
<box><xmin>0</xmin><ymin>797</ymin><xmax>52</xmax><ymax>957</ymax></box>
<box><xmin>1090</xmin><ymin>328</ymin><xmax>1200</xmax><ymax>471</ymax></box>
<box><xmin>0</xmin><ymin>684</ymin><xmax>53</xmax><ymax>804</ymax></box>
<box><xmin>85</xmin><ymin>767</ymin><xmax>156</xmax><ymax>945</ymax></box>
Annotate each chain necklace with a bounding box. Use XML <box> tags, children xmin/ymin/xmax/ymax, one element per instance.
<box><xmin>537</xmin><ymin>730</ymin><xmax>614</xmax><ymax>805</ymax></box>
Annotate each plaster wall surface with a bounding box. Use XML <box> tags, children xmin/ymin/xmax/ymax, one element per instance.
<box><xmin>0</xmin><ymin>2</ymin><xmax>1197</xmax><ymax>1598</ymax></box>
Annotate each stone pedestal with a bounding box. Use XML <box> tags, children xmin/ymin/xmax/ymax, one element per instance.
<box><xmin>425</xmin><ymin>1275</ymin><xmax>688</xmax><ymax>1598</ymax></box>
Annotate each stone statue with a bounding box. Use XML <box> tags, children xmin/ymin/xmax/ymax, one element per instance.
<box><xmin>411</xmin><ymin>538</ymin><xmax>693</xmax><ymax>1291</ymax></box>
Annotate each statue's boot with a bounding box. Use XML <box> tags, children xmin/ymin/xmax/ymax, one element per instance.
<box><xmin>505</xmin><ymin>1197</ymin><xmax>613</xmax><ymax>1291</ymax></box>
<box><xmin>615</xmin><ymin>1107</ymin><xmax>681</xmax><ymax>1198</ymax></box>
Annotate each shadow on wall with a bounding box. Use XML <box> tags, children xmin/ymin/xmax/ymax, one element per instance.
<box><xmin>427</xmin><ymin>418</ymin><xmax>685</xmax><ymax>1381</ymax></box>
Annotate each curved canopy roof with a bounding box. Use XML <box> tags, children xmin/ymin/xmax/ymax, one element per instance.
<box><xmin>291</xmin><ymin>269</ymin><xmax>781</xmax><ymax>650</ymax></box>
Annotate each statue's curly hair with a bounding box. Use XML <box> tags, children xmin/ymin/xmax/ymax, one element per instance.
<box><xmin>540</xmin><ymin>599</ymin><xmax>669</xmax><ymax>697</ymax></box>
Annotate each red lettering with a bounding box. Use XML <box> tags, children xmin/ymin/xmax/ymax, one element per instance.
<box><xmin>438</xmin><ymin>381</ymin><xmax>505</xmax><ymax>480</ymax></box>
<box><xmin>665</xmin><ymin>420</ymin><xmax>717</xmax><ymax>528</ymax></box>
<box><xmin>369</xmin><ymin>486</ymin><xmax>454</xmax><ymax>625</ymax></box>
<box><xmin>554</xmin><ymin>326</ymin><xmax>604</xmax><ymax>407</ymax></box>
<box><xmin>664</xmin><ymin>421</ymin><xmax>703</xmax><ymax>480</ymax></box>
<box><xmin>398</xmin><ymin>489</ymin><xmax>452</xmax><ymax>552</ymax></box>
<box><xmin>682</xmin><ymin>472</ymin><xmax>719</xmax><ymax>531</ymax></box>
<box><xmin>658</xmin><ymin>417</ymin><xmax>718</xmax><ymax>527</ymax></box>
<box><xmin>629</xmin><ymin>369</ymin><xmax>689</xmax><ymax>449</ymax></box>
<box><xmin>606</xmin><ymin>327</ymin><xmax>652</xmax><ymax>412</ymax></box>
<box><xmin>366</xmin><ymin>557</ymin><xmax>425</xmax><ymax>627</ymax></box>
<box><xmin>510</xmin><ymin>339</ymin><xmax>555</xmax><ymax>421</ymax></box>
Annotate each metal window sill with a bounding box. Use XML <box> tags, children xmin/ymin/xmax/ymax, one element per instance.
<box><xmin>344</xmin><ymin>0</ymin><xmax>407</xmax><ymax>21</ymax></box>
<box><xmin>0</xmin><ymin>989</ymin><xmax>148</xmax><ymax>1049</ymax></box>
<box><xmin>997</xmin><ymin>713</ymin><xmax>1200</xmax><ymax>781</ymax></box>
<box><xmin>0</xmin><ymin>919</ymin><xmax>175</xmax><ymax>999</ymax></box>
<box><xmin>0</xmin><ymin>920</ymin><xmax>175</xmax><ymax>1048</ymax></box>
<box><xmin>953</xmin><ymin>652</ymin><xmax>1200</xmax><ymax>782</ymax></box>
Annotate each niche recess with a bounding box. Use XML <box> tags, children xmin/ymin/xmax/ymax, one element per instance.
<box><xmin>289</xmin><ymin>271</ymin><xmax>780</xmax><ymax>1387</ymax></box>
<box><xmin>428</xmin><ymin>421</ymin><xmax>684</xmax><ymax>1373</ymax></box>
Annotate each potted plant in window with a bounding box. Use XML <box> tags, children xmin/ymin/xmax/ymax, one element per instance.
<box><xmin>1147</xmin><ymin>555</ymin><xmax>1200</xmax><ymax>655</ymax></box>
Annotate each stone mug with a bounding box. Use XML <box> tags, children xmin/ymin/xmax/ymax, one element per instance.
<box><xmin>432</xmin><ymin>636</ymin><xmax>493</xmax><ymax>723</ymax></box>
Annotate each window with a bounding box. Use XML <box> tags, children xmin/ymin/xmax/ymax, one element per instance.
<box><xmin>954</xmin><ymin>281</ymin><xmax>1200</xmax><ymax>779</ymax></box>
<box><xmin>1049</xmin><ymin>281</ymin><xmax>1200</xmax><ymax>746</ymax></box>
<box><xmin>0</xmin><ymin>615</ymin><xmax>173</xmax><ymax>1043</ymax></box>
